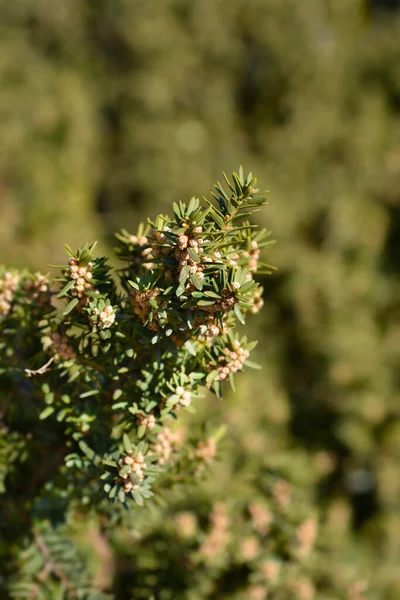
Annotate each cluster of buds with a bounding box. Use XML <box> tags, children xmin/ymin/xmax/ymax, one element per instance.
<box><xmin>240</xmin><ymin>536</ymin><xmax>260</xmax><ymax>562</ymax></box>
<box><xmin>195</xmin><ymin>437</ymin><xmax>217</xmax><ymax>464</ymax></box>
<box><xmin>136</xmin><ymin>412</ymin><xmax>156</xmax><ymax>431</ymax></box>
<box><xmin>201</xmin><ymin>287</ymin><xmax>236</xmax><ymax>314</ymax></box>
<box><xmin>0</xmin><ymin>271</ymin><xmax>19</xmax><ymax>318</ymax></box>
<box><xmin>198</xmin><ymin>315</ymin><xmax>228</xmax><ymax>342</ymax></box>
<box><xmin>347</xmin><ymin>580</ymin><xmax>368</xmax><ymax>600</ymax></box>
<box><xmin>174</xmin><ymin>511</ymin><xmax>197</xmax><ymax>538</ymax></box>
<box><xmin>194</xmin><ymin>436</ymin><xmax>217</xmax><ymax>477</ymax></box>
<box><xmin>129</xmin><ymin>234</ymin><xmax>155</xmax><ymax>270</ymax></box>
<box><xmin>200</xmin><ymin>503</ymin><xmax>230</xmax><ymax>561</ymax></box>
<box><xmin>295</xmin><ymin>518</ymin><xmax>318</xmax><ymax>559</ymax></box>
<box><xmin>210</xmin><ymin>250</ymin><xmax>223</xmax><ymax>262</ymax></box>
<box><xmin>249</xmin><ymin>287</ymin><xmax>264</xmax><ymax>314</ymax></box>
<box><xmin>313</xmin><ymin>451</ymin><xmax>336</xmax><ymax>477</ymax></box>
<box><xmin>118</xmin><ymin>450</ymin><xmax>147</xmax><ymax>493</ymax></box>
<box><xmin>216</xmin><ymin>340</ymin><xmax>250</xmax><ymax>381</ymax></box>
<box><xmin>145</xmin><ymin>227</ymin><xmax>176</xmax><ymax>270</ymax></box>
<box><xmin>289</xmin><ymin>577</ymin><xmax>315</xmax><ymax>600</ymax></box>
<box><xmin>272</xmin><ymin>479</ymin><xmax>292</xmax><ymax>510</ymax></box>
<box><xmin>90</xmin><ymin>304</ymin><xmax>116</xmax><ymax>329</ymax></box>
<box><xmin>174</xmin><ymin>386</ymin><xmax>192</xmax><ymax>408</ymax></box>
<box><xmin>243</xmin><ymin>240</ymin><xmax>260</xmax><ymax>272</ymax></box>
<box><xmin>129</xmin><ymin>234</ymin><xmax>148</xmax><ymax>246</ymax></box>
<box><xmin>131</xmin><ymin>287</ymin><xmax>162</xmax><ymax>330</ymax></box>
<box><xmin>50</xmin><ymin>332</ymin><xmax>76</xmax><ymax>361</ymax></box>
<box><xmin>248</xmin><ymin>502</ymin><xmax>273</xmax><ymax>535</ymax></box>
<box><xmin>227</xmin><ymin>251</ymin><xmax>240</xmax><ymax>267</ymax></box>
<box><xmin>25</xmin><ymin>272</ymin><xmax>50</xmax><ymax>302</ymax></box>
<box><xmin>177</xmin><ymin>225</ymin><xmax>203</xmax><ymax>253</ymax></box>
<box><xmin>150</xmin><ymin>226</ymin><xmax>172</xmax><ymax>248</ymax></box>
<box><xmin>152</xmin><ymin>426</ymin><xmax>184</xmax><ymax>465</ymax></box>
<box><xmin>259</xmin><ymin>560</ymin><xmax>281</xmax><ymax>584</ymax></box>
<box><xmin>68</xmin><ymin>259</ymin><xmax>95</xmax><ymax>302</ymax></box>
<box><xmin>175</xmin><ymin>227</ymin><xmax>206</xmax><ymax>288</ymax></box>
<box><xmin>247</xmin><ymin>585</ymin><xmax>268</xmax><ymax>600</ymax></box>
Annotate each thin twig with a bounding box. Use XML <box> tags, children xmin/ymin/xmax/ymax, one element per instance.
<box><xmin>25</xmin><ymin>357</ymin><xmax>54</xmax><ymax>377</ymax></box>
<box><xmin>34</xmin><ymin>533</ymin><xmax>77</xmax><ymax>597</ymax></box>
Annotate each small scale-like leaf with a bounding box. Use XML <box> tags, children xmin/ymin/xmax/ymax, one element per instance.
<box><xmin>138</xmin><ymin>424</ymin><xmax>147</xmax><ymax>439</ymax></box>
<box><xmin>63</xmin><ymin>297</ymin><xmax>79</xmax><ymax>315</ymax></box>
<box><xmin>44</xmin><ymin>392</ymin><xmax>54</xmax><ymax>405</ymax></box>
<box><xmin>229</xmin><ymin>372</ymin><xmax>236</xmax><ymax>392</ymax></box>
<box><xmin>137</xmin><ymin>441</ymin><xmax>148</xmax><ymax>454</ymax></box>
<box><xmin>57</xmin><ymin>409</ymin><xmax>69</xmax><ymax>422</ymax></box>
<box><xmin>79</xmin><ymin>389</ymin><xmax>99</xmax><ymax>399</ymax></box>
<box><xmin>57</xmin><ymin>279</ymin><xmax>75</xmax><ymax>298</ymax></box>
<box><xmin>211</xmin><ymin>211</ymin><xmax>224</xmax><ymax>228</ymax></box>
<box><xmin>112</xmin><ymin>401</ymin><xmax>128</xmax><ymax>410</ymax></box>
<box><xmin>102</xmin><ymin>459</ymin><xmax>118</xmax><ymax>468</ymax></box>
<box><xmin>113</xmin><ymin>389</ymin><xmax>123</xmax><ymax>401</ymax></box>
<box><xmin>179</xmin><ymin>265</ymin><xmax>190</xmax><ymax>284</ymax></box>
<box><xmin>64</xmin><ymin>244</ymin><xmax>76</xmax><ymax>258</ymax></box>
<box><xmin>244</xmin><ymin>360</ymin><xmax>262</xmax><ymax>369</ymax></box>
<box><xmin>238</xmin><ymin>301</ymin><xmax>254</xmax><ymax>309</ymax></box>
<box><xmin>79</xmin><ymin>440</ymin><xmax>95</xmax><ymax>461</ymax></box>
<box><xmin>187</xmin><ymin>196</ymin><xmax>199</xmax><ymax>214</ymax></box>
<box><xmin>176</xmin><ymin>283</ymin><xmax>186</xmax><ymax>297</ymax></box>
<box><xmin>233</xmin><ymin>304</ymin><xmax>245</xmax><ymax>325</ymax></box>
<box><xmin>132</xmin><ymin>490</ymin><xmax>144</xmax><ymax>506</ymax></box>
<box><xmin>119</xmin><ymin>464</ymin><xmax>131</xmax><ymax>476</ymax></box>
<box><xmin>100</xmin><ymin>329</ymin><xmax>112</xmax><ymax>340</ymax></box>
<box><xmin>149</xmin><ymin>297</ymin><xmax>158</xmax><ymax>309</ymax></box>
<box><xmin>173</xmin><ymin>202</ymin><xmax>181</xmax><ymax>220</ymax></box>
<box><xmin>188</xmin><ymin>247</ymin><xmax>200</xmax><ymax>263</ymax></box>
<box><xmin>213</xmin><ymin>380</ymin><xmax>222</xmax><ymax>399</ymax></box>
<box><xmin>206</xmin><ymin>370</ymin><xmax>219</xmax><ymax>386</ymax></box>
<box><xmin>39</xmin><ymin>406</ymin><xmax>55</xmax><ymax>420</ymax></box>
<box><xmin>184</xmin><ymin>341</ymin><xmax>197</xmax><ymax>356</ymax></box>
<box><xmin>123</xmin><ymin>434</ymin><xmax>132</xmax><ymax>453</ymax></box>
<box><xmin>190</xmin><ymin>273</ymin><xmax>203</xmax><ymax>290</ymax></box>
<box><xmin>130</xmin><ymin>473</ymin><xmax>141</xmax><ymax>486</ymax></box>
<box><xmin>237</xmin><ymin>280</ymin><xmax>255</xmax><ymax>294</ymax></box>
<box><xmin>197</xmin><ymin>299</ymin><xmax>215</xmax><ymax>306</ymax></box>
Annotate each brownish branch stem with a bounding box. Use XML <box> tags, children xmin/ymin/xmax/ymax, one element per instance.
<box><xmin>34</xmin><ymin>533</ymin><xmax>78</xmax><ymax>597</ymax></box>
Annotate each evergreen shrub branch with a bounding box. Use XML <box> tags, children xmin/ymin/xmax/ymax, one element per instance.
<box><xmin>0</xmin><ymin>169</ymin><xmax>273</xmax><ymax>526</ymax></box>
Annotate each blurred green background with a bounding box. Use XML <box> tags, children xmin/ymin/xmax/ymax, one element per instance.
<box><xmin>1</xmin><ymin>0</ymin><xmax>400</xmax><ymax>597</ymax></box>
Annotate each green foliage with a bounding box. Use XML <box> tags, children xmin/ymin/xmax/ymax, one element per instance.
<box><xmin>1</xmin><ymin>170</ymin><xmax>275</xmax><ymax>598</ymax></box>
<box><xmin>9</xmin><ymin>523</ymin><xmax>111</xmax><ymax>600</ymax></box>
<box><xmin>1</xmin><ymin>1</ymin><xmax>400</xmax><ymax>598</ymax></box>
